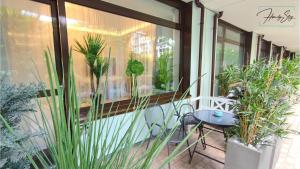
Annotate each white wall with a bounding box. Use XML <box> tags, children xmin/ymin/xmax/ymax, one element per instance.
<box><xmin>189</xmin><ymin>2</ymin><xmax>201</xmax><ymax>98</ymax></box>
<box><xmin>201</xmin><ymin>10</ymin><xmax>215</xmax><ymax>97</ymax></box>
<box><xmin>190</xmin><ymin>2</ymin><xmax>215</xmax><ymax>98</ymax></box>
<box><xmin>250</xmin><ymin>32</ymin><xmax>259</xmax><ymax>63</ymax></box>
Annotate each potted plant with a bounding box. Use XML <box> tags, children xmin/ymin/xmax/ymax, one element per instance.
<box><xmin>126</xmin><ymin>54</ymin><xmax>144</xmax><ymax>98</ymax></box>
<box><xmin>224</xmin><ymin>58</ymin><xmax>300</xmax><ymax>169</ymax></box>
<box><xmin>74</xmin><ymin>33</ymin><xmax>109</xmax><ymax>95</ymax></box>
<box><xmin>154</xmin><ymin>51</ymin><xmax>173</xmax><ymax>91</ymax></box>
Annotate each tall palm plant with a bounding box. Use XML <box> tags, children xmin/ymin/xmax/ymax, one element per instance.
<box><xmin>74</xmin><ymin>33</ymin><xmax>108</xmax><ymax>93</ymax></box>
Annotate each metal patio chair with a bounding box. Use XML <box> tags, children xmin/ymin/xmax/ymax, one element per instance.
<box><xmin>187</xmin><ymin>96</ymin><xmax>237</xmax><ymax>146</ymax></box>
<box><xmin>144</xmin><ymin>104</ymin><xmax>192</xmax><ymax>169</ymax></box>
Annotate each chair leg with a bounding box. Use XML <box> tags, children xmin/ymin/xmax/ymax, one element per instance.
<box><xmin>167</xmin><ymin>144</ymin><xmax>171</xmax><ymax>169</ymax></box>
<box><xmin>183</xmin><ymin>124</ymin><xmax>192</xmax><ymax>159</ymax></box>
<box><xmin>146</xmin><ymin>137</ymin><xmax>151</xmax><ymax>150</ymax></box>
<box><xmin>200</xmin><ymin>126</ymin><xmax>206</xmax><ymax>150</ymax></box>
<box><xmin>189</xmin><ymin>127</ymin><xmax>202</xmax><ymax>164</ymax></box>
<box><xmin>186</xmin><ymin>139</ymin><xmax>192</xmax><ymax>158</ymax></box>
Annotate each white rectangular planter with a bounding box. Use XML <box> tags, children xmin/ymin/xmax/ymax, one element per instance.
<box><xmin>224</xmin><ymin>137</ymin><xmax>281</xmax><ymax>169</ymax></box>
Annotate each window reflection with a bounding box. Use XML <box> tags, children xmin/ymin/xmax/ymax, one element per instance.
<box><xmin>0</xmin><ymin>0</ymin><xmax>54</xmax><ymax>86</ymax></box>
<box><xmin>214</xmin><ymin>23</ymin><xmax>245</xmax><ymax>96</ymax></box>
<box><xmin>65</xmin><ymin>3</ymin><xmax>180</xmax><ymax>105</ymax></box>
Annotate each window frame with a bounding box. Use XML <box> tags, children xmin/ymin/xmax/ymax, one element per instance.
<box><xmin>1</xmin><ymin>0</ymin><xmax>63</xmax><ymax>98</ymax></box>
<box><xmin>217</xmin><ymin>20</ymin><xmax>248</xmax><ymax>69</ymax></box>
<box><xmin>271</xmin><ymin>44</ymin><xmax>281</xmax><ymax>61</ymax></box>
<box><xmin>260</xmin><ymin>39</ymin><xmax>271</xmax><ymax>62</ymax></box>
<box><xmin>213</xmin><ymin>19</ymin><xmax>249</xmax><ymax>96</ymax></box>
<box><xmin>283</xmin><ymin>50</ymin><xmax>291</xmax><ymax>59</ymax></box>
<box><xmin>22</xmin><ymin>0</ymin><xmax>192</xmax><ymax>117</ymax></box>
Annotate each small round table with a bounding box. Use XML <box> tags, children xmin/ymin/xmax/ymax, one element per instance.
<box><xmin>189</xmin><ymin>109</ymin><xmax>237</xmax><ymax>164</ymax></box>
<box><xmin>193</xmin><ymin>109</ymin><xmax>237</xmax><ymax>127</ymax></box>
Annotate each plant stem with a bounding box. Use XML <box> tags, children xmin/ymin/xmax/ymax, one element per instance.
<box><xmin>90</xmin><ymin>68</ymin><xmax>95</xmax><ymax>94</ymax></box>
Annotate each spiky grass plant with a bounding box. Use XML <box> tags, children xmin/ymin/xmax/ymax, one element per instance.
<box><xmin>0</xmin><ymin>49</ymin><xmax>201</xmax><ymax>169</ymax></box>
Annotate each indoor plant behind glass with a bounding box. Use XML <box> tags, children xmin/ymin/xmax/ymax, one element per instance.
<box><xmin>224</xmin><ymin>58</ymin><xmax>300</xmax><ymax>169</ymax></box>
<box><xmin>126</xmin><ymin>53</ymin><xmax>145</xmax><ymax>98</ymax></box>
<box><xmin>74</xmin><ymin>33</ymin><xmax>109</xmax><ymax>95</ymax></box>
<box><xmin>155</xmin><ymin>51</ymin><xmax>173</xmax><ymax>92</ymax></box>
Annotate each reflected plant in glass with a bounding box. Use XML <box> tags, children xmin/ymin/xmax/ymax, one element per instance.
<box><xmin>126</xmin><ymin>53</ymin><xmax>145</xmax><ymax>98</ymax></box>
<box><xmin>74</xmin><ymin>33</ymin><xmax>108</xmax><ymax>94</ymax></box>
<box><xmin>155</xmin><ymin>51</ymin><xmax>173</xmax><ymax>91</ymax></box>
<box><xmin>216</xmin><ymin>65</ymin><xmax>240</xmax><ymax>96</ymax></box>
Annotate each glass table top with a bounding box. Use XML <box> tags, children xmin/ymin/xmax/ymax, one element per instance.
<box><xmin>193</xmin><ymin>109</ymin><xmax>237</xmax><ymax>127</ymax></box>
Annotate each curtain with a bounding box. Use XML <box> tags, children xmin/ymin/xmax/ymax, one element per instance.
<box><xmin>65</xmin><ymin>2</ymin><xmax>180</xmax><ymax>105</ymax></box>
<box><xmin>0</xmin><ymin>0</ymin><xmax>54</xmax><ymax>86</ymax></box>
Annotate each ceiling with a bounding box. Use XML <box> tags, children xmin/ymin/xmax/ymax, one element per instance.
<box><xmin>183</xmin><ymin>0</ymin><xmax>300</xmax><ymax>53</ymax></box>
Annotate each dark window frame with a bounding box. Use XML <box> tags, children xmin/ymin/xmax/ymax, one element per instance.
<box><xmin>271</xmin><ymin>44</ymin><xmax>281</xmax><ymax>61</ymax></box>
<box><xmin>260</xmin><ymin>39</ymin><xmax>271</xmax><ymax>62</ymax></box>
<box><xmin>283</xmin><ymin>50</ymin><xmax>291</xmax><ymax>59</ymax></box>
<box><xmin>213</xmin><ymin>19</ymin><xmax>249</xmax><ymax>96</ymax></box>
<box><xmin>217</xmin><ymin>20</ymin><xmax>248</xmax><ymax>69</ymax></box>
<box><xmin>21</xmin><ymin>0</ymin><xmax>192</xmax><ymax>118</ymax></box>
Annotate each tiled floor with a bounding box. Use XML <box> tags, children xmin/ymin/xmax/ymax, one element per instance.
<box><xmin>150</xmin><ymin>128</ymin><xmax>226</xmax><ymax>169</ymax></box>
<box><xmin>275</xmin><ymin>99</ymin><xmax>300</xmax><ymax>169</ymax></box>
<box><xmin>150</xmin><ymin>99</ymin><xmax>300</xmax><ymax>169</ymax></box>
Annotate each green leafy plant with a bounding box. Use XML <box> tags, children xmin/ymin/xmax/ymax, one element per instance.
<box><xmin>215</xmin><ymin>65</ymin><xmax>240</xmax><ymax>96</ymax></box>
<box><xmin>0</xmin><ymin>73</ymin><xmax>41</xmax><ymax>169</ymax></box>
<box><xmin>93</xmin><ymin>50</ymin><xmax>110</xmax><ymax>88</ymax></box>
<box><xmin>0</xmin><ymin>49</ymin><xmax>201</xmax><ymax>169</ymax></box>
<box><xmin>74</xmin><ymin>33</ymin><xmax>108</xmax><ymax>93</ymax></box>
<box><xmin>126</xmin><ymin>54</ymin><xmax>144</xmax><ymax>98</ymax></box>
<box><xmin>155</xmin><ymin>52</ymin><xmax>173</xmax><ymax>91</ymax></box>
<box><xmin>227</xmin><ymin>58</ymin><xmax>300</xmax><ymax>146</ymax></box>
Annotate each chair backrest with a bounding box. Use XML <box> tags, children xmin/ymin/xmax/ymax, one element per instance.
<box><xmin>189</xmin><ymin>96</ymin><xmax>237</xmax><ymax>113</ymax></box>
<box><xmin>143</xmin><ymin>104</ymin><xmax>166</xmax><ymax>136</ymax></box>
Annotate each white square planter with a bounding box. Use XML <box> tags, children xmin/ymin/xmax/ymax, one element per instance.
<box><xmin>224</xmin><ymin>137</ymin><xmax>281</xmax><ymax>169</ymax></box>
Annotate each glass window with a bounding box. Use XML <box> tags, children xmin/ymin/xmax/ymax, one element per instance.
<box><xmin>214</xmin><ymin>42</ymin><xmax>223</xmax><ymax>96</ymax></box>
<box><xmin>65</xmin><ymin>3</ymin><xmax>180</xmax><ymax>105</ymax></box>
<box><xmin>217</xmin><ymin>25</ymin><xmax>223</xmax><ymax>38</ymax></box>
<box><xmin>102</xmin><ymin>0</ymin><xmax>179</xmax><ymax>23</ymax></box>
<box><xmin>0</xmin><ymin>0</ymin><xmax>55</xmax><ymax>86</ymax></box>
<box><xmin>272</xmin><ymin>45</ymin><xmax>280</xmax><ymax>61</ymax></box>
<box><xmin>223</xmin><ymin>43</ymin><xmax>244</xmax><ymax>67</ymax></box>
<box><xmin>225</xmin><ymin>29</ymin><xmax>244</xmax><ymax>43</ymax></box>
<box><xmin>215</xmin><ymin>23</ymin><xmax>246</xmax><ymax>96</ymax></box>
<box><xmin>260</xmin><ymin>40</ymin><xmax>270</xmax><ymax>61</ymax></box>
